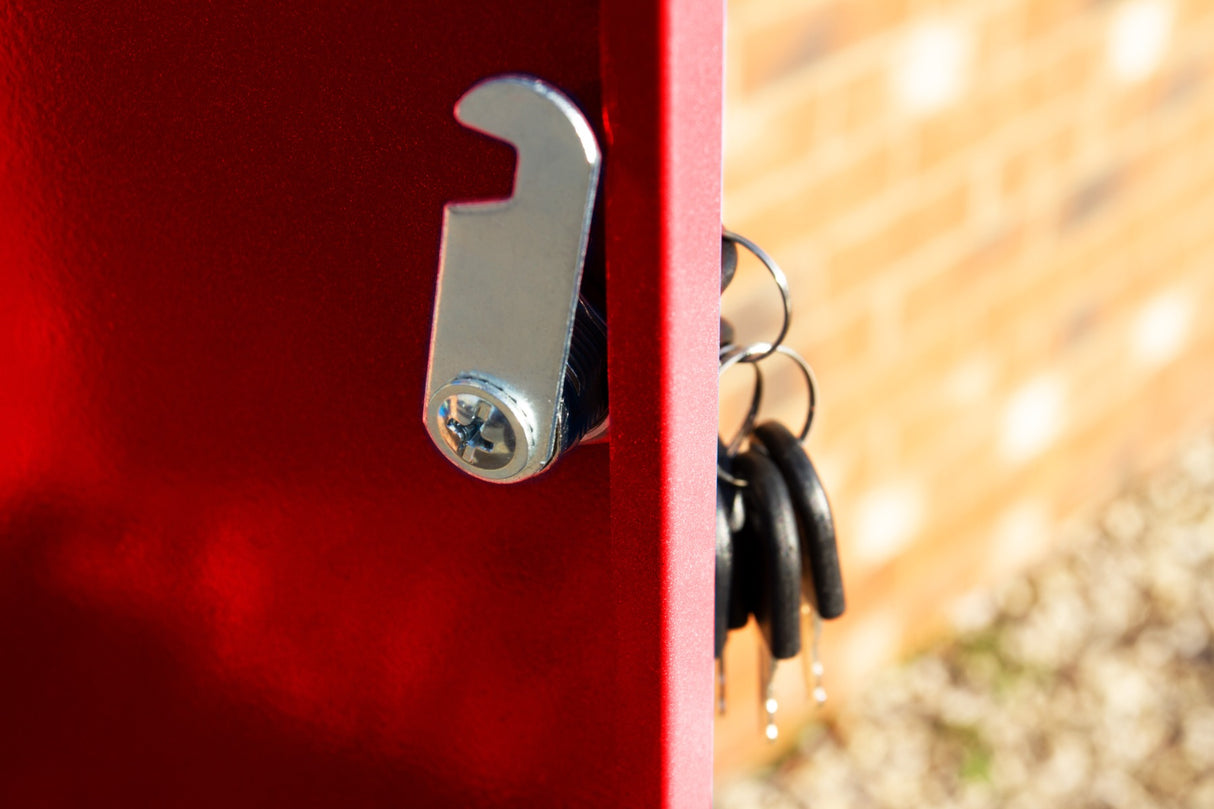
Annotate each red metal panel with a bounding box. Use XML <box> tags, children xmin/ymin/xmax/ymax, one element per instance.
<box><xmin>0</xmin><ymin>2</ymin><xmax>720</xmax><ymax>806</ymax></box>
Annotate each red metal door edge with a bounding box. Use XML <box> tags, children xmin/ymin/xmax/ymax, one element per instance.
<box><xmin>601</xmin><ymin>0</ymin><xmax>723</xmax><ymax>805</ymax></box>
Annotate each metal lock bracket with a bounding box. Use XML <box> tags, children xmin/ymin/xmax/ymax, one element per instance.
<box><xmin>423</xmin><ymin>75</ymin><xmax>602</xmax><ymax>483</ymax></box>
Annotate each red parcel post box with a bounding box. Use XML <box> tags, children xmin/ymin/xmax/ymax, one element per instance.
<box><xmin>0</xmin><ymin>1</ymin><xmax>722</xmax><ymax>806</ymax></box>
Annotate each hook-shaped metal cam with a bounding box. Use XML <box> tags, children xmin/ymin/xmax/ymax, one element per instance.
<box><xmin>423</xmin><ymin>75</ymin><xmax>602</xmax><ymax>483</ymax></box>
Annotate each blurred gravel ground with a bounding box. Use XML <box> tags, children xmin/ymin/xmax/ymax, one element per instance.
<box><xmin>716</xmin><ymin>432</ymin><xmax>1214</xmax><ymax>809</ymax></box>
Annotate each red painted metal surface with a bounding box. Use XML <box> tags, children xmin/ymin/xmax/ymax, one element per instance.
<box><xmin>0</xmin><ymin>2</ymin><xmax>720</xmax><ymax>806</ymax></box>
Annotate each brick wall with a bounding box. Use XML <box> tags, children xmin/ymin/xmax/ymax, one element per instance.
<box><xmin>717</xmin><ymin>0</ymin><xmax>1214</xmax><ymax>774</ymax></box>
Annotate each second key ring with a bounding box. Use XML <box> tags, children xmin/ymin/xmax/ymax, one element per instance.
<box><xmin>722</xmin><ymin>229</ymin><xmax>793</xmax><ymax>361</ymax></box>
<box><xmin>717</xmin><ymin>342</ymin><xmax>819</xmax><ymax>485</ymax></box>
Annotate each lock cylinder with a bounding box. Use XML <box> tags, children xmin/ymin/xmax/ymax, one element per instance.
<box><xmin>556</xmin><ymin>298</ymin><xmax>608</xmax><ymax>454</ymax></box>
<box><xmin>426</xmin><ymin>296</ymin><xmax>607</xmax><ymax>484</ymax></box>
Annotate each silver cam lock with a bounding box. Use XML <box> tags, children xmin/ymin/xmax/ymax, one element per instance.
<box><xmin>423</xmin><ymin>75</ymin><xmax>607</xmax><ymax>484</ymax></box>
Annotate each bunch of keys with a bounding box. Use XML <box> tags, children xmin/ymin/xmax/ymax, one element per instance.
<box><xmin>716</xmin><ymin>230</ymin><xmax>846</xmax><ymax>742</ymax></box>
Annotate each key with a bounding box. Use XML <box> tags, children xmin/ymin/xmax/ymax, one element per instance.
<box><xmin>723</xmin><ymin>456</ymin><xmax>752</xmax><ymax>631</ymax></box>
<box><xmin>716</xmin><ymin>437</ymin><xmax>749</xmax><ymax>715</ymax></box>
<box><xmin>721</xmin><ymin>232</ymin><xmax>738</xmax><ymax>292</ymax></box>
<box><xmin>715</xmin><ymin>481</ymin><xmax>733</xmax><ymax>662</ymax></box>
<box><xmin>721</xmin><ymin>235</ymin><xmax>738</xmax><ymax>346</ymax></box>
<box><xmin>719</xmin><ymin>442</ymin><xmax>752</xmax><ymax>632</ymax></box>
<box><xmin>714</xmin><ymin>480</ymin><xmax>733</xmax><ymax>714</ymax></box>
<box><xmin>732</xmin><ymin>448</ymin><xmax>802</xmax><ymax>739</ymax></box>
<box><xmin>726</xmin><ymin>496</ymin><xmax>753</xmax><ymax>632</ymax></box>
<box><xmin>732</xmin><ymin>448</ymin><xmax>802</xmax><ymax>659</ymax></box>
<box><xmin>720</xmin><ymin>318</ymin><xmax>735</xmax><ymax>349</ymax></box>
<box><xmin>751</xmin><ymin>420</ymin><xmax>840</xmax><ymax>708</ymax></box>
<box><xmin>750</xmin><ymin>421</ymin><xmax>845</xmax><ymax>619</ymax></box>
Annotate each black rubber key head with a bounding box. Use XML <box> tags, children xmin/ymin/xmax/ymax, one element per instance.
<box><xmin>720</xmin><ymin>317</ymin><xmax>735</xmax><ymax>348</ymax></box>
<box><xmin>751</xmin><ymin>421</ymin><xmax>846</xmax><ymax>619</ymax></box>
<box><xmin>732</xmin><ymin>448</ymin><xmax>802</xmax><ymax>660</ymax></box>
<box><xmin>721</xmin><ymin>234</ymin><xmax>738</xmax><ymax>292</ymax></box>
<box><xmin>719</xmin><ymin>441</ymin><xmax>752</xmax><ymax>631</ymax></box>
<box><xmin>715</xmin><ymin>482</ymin><xmax>733</xmax><ymax>659</ymax></box>
<box><xmin>726</xmin><ymin>486</ymin><xmax>753</xmax><ymax>631</ymax></box>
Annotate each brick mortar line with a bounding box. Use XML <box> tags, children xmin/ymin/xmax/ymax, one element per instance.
<box><xmin>790</xmin><ymin>64</ymin><xmax>1214</xmax><ymax>331</ymax></box>
<box><xmin>964</xmin><ymin>99</ymin><xmax>1214</xmax><ymax>304</ymax></box>
<box><xmin>745</xmin><ymin>118</ymin><xmax>1202</xmax><ymax>370</ymax></box>
<box><xmin>730</xmin><ymin>0</ymin><xmax>1212</xmax><ymax>151</ymax></box>
<box><xmin>860</xmin><ymin>232</ymin><xmax>1214</xmax><ymax>495</ymax></box>
<box><xmin>736</xmin><ymin>26</ymin><xmax>1214</xmax><ymax>260</ymax></box>
<box><xmin>727</xmin><ymin>9</ymin><xmax>1214</xmax><ymax>224</ymax></box>
<box><xmin>997</xmin><ymin>98</ymin><xmax>1214</xmax><ymax>291</ymax></box>
<box><xmin>837</xmin><ymin>197</ymin><xmax>1214</xmax><ymax>431</ymax></box>
<box><xmin>721</xmin><ymin>140</ymin><xmax>1206</xmax><ymax>400</ymax></box>
<box><xmin>908</xmin><ymin>308</ymin><xmax>1214</xmax><ymax>530</ymax></box>
<box><xmin>726</xmin><ymin>9</ymin><xmax>1024</xmax><ymax>203</ymax></box>
<box><xmin>733</xmin><ymin>137</ymin><xmax>1209</xmax><ymax>417</ymax></box>
<box><xmin>718</xmin><ymin>19</ymin><xmax>1214</xmax><ymax>443</ymax></box>
<box><xmin>726</xmin><ymin>0</ymin><xmax>1111</xmax><ymax>205</ymax></box>
<box><xmin>921</xmin><ymin>238</ymin><xmax>1214</xmax><ymax>487</ymax></box>
<box><xmin>817</xmin><ymin>179</ymin><xmax>1214</xmax><ymax>453</ymax></box>
<box><xmin>728</xmin><ymin>0</ymin><xmax>1017</xmax><ymax>106</ymax></box>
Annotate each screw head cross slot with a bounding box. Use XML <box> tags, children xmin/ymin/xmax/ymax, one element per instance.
<box><xmin>433</xmin><ymin>385</ymin><xmax>527</xmax><ymax>476</ymax></box>
<box><xmin>445</xmin><ymin>399</ymin><xmax>496</xmax><ymax>461</ymax></box>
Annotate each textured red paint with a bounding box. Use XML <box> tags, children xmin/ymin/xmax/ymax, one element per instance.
<box><xmin>601</xmin><ymin>0</ymin><xmax>723</xmax><ymax>803</ymax></box>
<box><xmin>0</xmin><ymin>1</ymin><xmax>720</xmax><ymax>806</ymax></box>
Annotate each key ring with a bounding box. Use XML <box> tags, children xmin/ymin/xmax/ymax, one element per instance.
<box><xmin>718</xmin><ymin>360</ymin><xmax>764</xmax><ymax>487</ymax></box>
<box><xmin>717</xmin><ymin>342</ymin><xmax>819</xmax><ymax>486</ymax></box>
<box><xmin>721</xmin><ymin>342</ymin><xmax>818</xmax><ymax>441</ymax></box>
<box><xmin>722</xmin><ymin>229</ymin><xmax>793</xmax><ymax>361</ymax></box>
<box><xmin>725</xmin><ymin>362</ymin><xmax>763</xmax><ymax>457</ymax></box>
